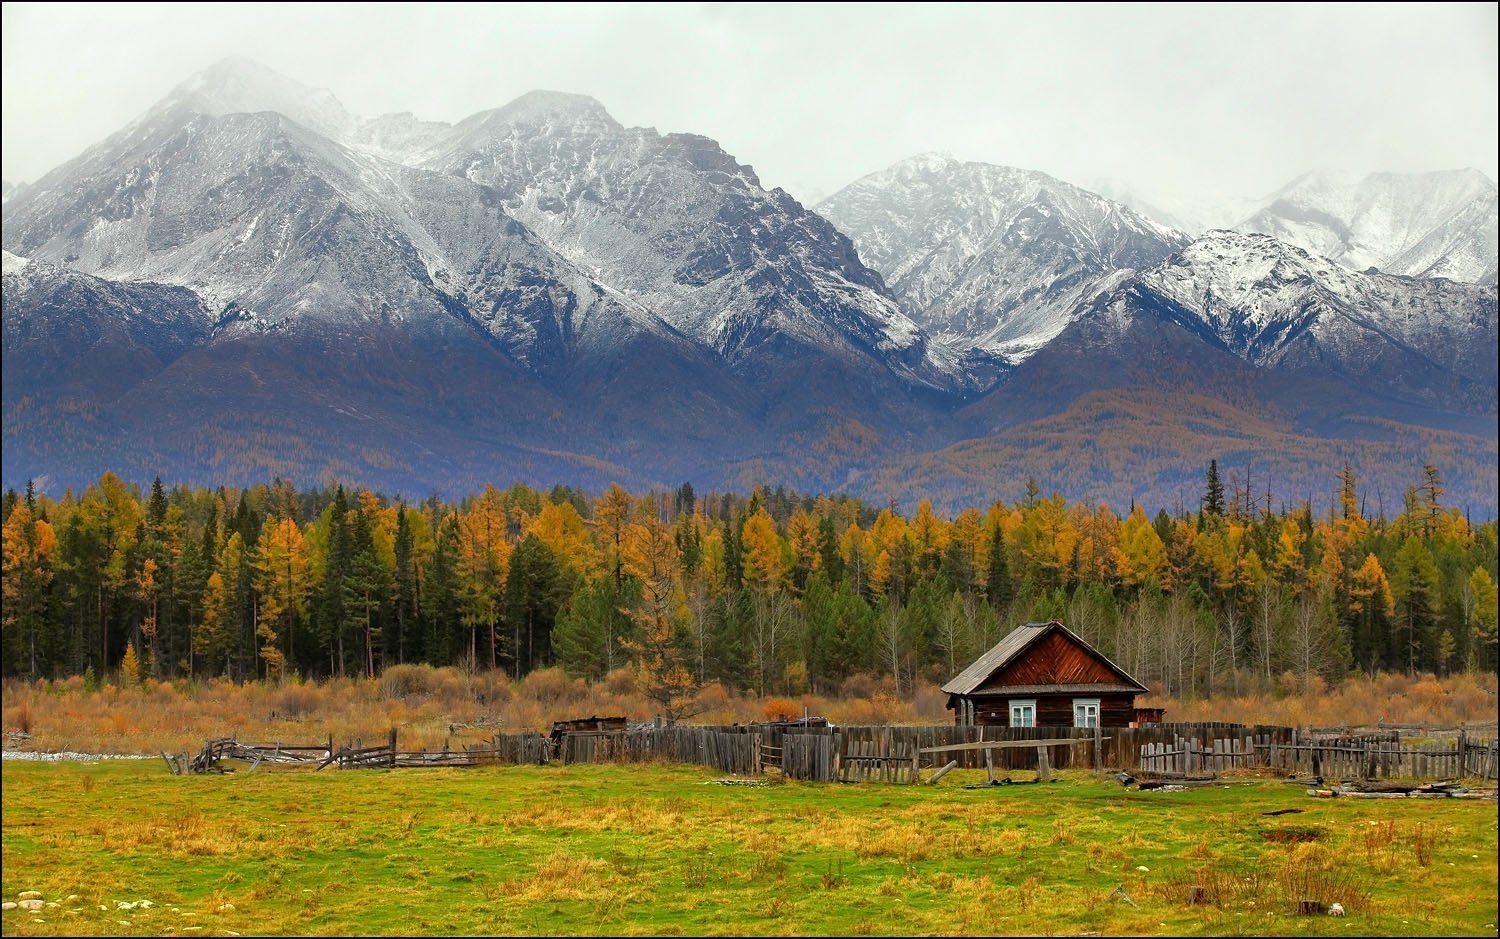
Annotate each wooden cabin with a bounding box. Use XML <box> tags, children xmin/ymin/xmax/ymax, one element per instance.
<box><xmin>942</xmin><ymin>621</ymin><xmax>1155</xmax><ymax>728</ymax></box>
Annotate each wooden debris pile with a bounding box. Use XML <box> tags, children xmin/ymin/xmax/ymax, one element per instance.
<box><xmin>165</xmin><ymin>729</ymin><xmax>506</xmax><ymax>775</ymax></box>
<box><xmin>1306</xmin><ymin>780</ymin><xmax>1497</xmax><ymax>800</ymax></box>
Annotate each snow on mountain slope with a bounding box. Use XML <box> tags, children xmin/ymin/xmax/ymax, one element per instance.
<box><xmin>5</xmin><ymin>59</ymin><xmax>949</xmax><ymax>390</ymax></box>
<box><xmin>2</xmin><ymin>249</ymin><xmax>212</xmax><ymax>403</ymax></box>
<box><xmin>0</xmin><ymin>68</ymin><xmax>689</xmax><ymax>377</ymax></box>
<box><xmin>422</xmin><ymin>93</ymin><xmax>950</xmax><ymax>388</ymax></box>
<box><xmin>4</xmin><ymin>108</ymin><xmax>456</xmax><ymax>329</ymax></box>
<box><xmin>1235</xmin><ymin>170</ymin><xmax>1498</xmax><ymax>284</ymax></box>
<box><xmin>818</xmin><ymin>154</ymin><xmax>1187</xmax><ymax>367</ymax></box>
<box><xmin>1081</xmin><ymin>230</ymin><xmax>1498</xmax><ymax>408</ymax></box>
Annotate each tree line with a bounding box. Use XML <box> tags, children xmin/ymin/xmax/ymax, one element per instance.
<box><xmin>2</xmin><ymin>462</ymin><xmax>1496</xmax><ymax>710</ymax></box>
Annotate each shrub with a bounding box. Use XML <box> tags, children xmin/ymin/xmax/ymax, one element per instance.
<box><xmin>603</xmin><ymin>666</ymin><xmax>637</xmax><ymax>698</ymax></box>
<box><xmin>273</xmin><ymin>681</ymin><xmax>325</xmax><ymax>719</ymax></box>
<box><xmin>519</xmin><ymin>667</ymin><xmax>584</xmax><ymax>707</ymax></box>
<box><xmin>379</xmin><ymin>663</ymin><xmax>465</xmax><ymax>703</ymax></box>
<box><xmin>838</xmin><ymin>673</ymin><xmax>881</xmax><ymax>700</ymax></box>
<box><xmin>761</xmin><ymin>697</ymin><xmax>801</xmax><ymax>722</ymax></box>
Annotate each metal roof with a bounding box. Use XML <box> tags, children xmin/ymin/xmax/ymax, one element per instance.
<box><xmin>939</xmin><ymin>621</ymin><xmax>1148</xmax><ymax>696</ymax></box>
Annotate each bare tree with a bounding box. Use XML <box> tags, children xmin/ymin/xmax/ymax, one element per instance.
<box><xmin>751</xmin><ymin>589</ymin><xmax>798</xmax><ymax>696</ymax></box>
<box><xmin>1288</xmin><ymin>594</ymin><xmax>1329</xmax><ymax>693</ymax></box>
<box><xmin>1255</xmin><ymin>582</ymin><xmax>1285</xmax><ymax>683</ymax></box>
<box><xmin>879</xmin><ymin>596</ymin><xmax>905</xmax><ymax>695</ymax></box>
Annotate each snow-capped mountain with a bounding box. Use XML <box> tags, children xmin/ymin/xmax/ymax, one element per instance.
<box><xmin>1</xmin><ymin>58</ymin><xmax>957</xmax><ymax>495</ymax></box>
<box><xmin>818</xmin><ymin>154</ymin><xmax>1186</xmax><ymax>369</ymax></box>
<box><xmin>3</xmin><ymin>58</ymin><xmax>943</xmax><ymax>389</ymax></box>
<box><xmin>2</xmin><ymin>58</ymin><xmax>1496</xmax><ymax>509</ymax></box>
<box><xmin>1077</xmin><ymin>230</ymin><xmax>1498</xmax><ymax>410</ymax></box>
<box><xmin>1233</xmin><ymin>169</ymin><xmax>1498</xmax><ymax>284</ymax></box>
<box><xmin>1101</xmin><ymin>169</ymin><xmax>1499</xmax><ymax>285</ymax></box>
<box><xmin>422</xmin><ymin>92</ymin><xmax>945</xmax><ymax>387</ymax></box>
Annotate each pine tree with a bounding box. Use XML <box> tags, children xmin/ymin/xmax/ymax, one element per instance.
<box><xmin>345</xmin><ymin>508</ymin><xmax>391</xmax><ymax>678</ymax></box>
<box><xmin>503</xmin><ymin>534</ymin><xmax>568</xmax><ymax>676</ymax></box>
<box><xmin>393</xmin><ymin>505</ymin><xmax>417</xmax><ymax>664</ymax></box>
<box><xmin>1203</xmin><ymin>459</ymin><xmax>1225</xmax><ymax>519</ymax></box>
<box><xmin>985</xmin><ymin>521</ymin><xmax>1012</xmax><ymax>612</ymax></box>
<box><xmin>554</xmin><ymin>577</ymin><xmax>640</xmax><ymax>681</ymax></box>
<box><xmin>422</xmin><ymin>517</ymin><xmax>463</xmax><ymax>666</ymax></box>
<box><xmin>816</xmin><ymin>516</ymin><xmax>844</xmax><ymax>585</ymax></box>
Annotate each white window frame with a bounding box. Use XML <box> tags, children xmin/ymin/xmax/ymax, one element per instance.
<box><xmin>1009</xmin><ymin>699</ymin><xmax>1036</xmax><ymax>728</ymax></box>
<box><xmin>1074</xmin><ymin>698</ymin><xmax>1101</xmax><ymax>728</ymax></box>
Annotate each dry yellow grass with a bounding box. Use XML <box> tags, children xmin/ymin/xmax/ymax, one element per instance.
<box><xmin>1</xmin><ymin>668</ymin><xmax>1494</xmax><ymax>758</ymax></box>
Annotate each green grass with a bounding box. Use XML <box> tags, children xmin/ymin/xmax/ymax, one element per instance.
<box><xmin>2</xmin><ymin>761</ymin><xmax>1496</xmax><ymax>936</ymax></box>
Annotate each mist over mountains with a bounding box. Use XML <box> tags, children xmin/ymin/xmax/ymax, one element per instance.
<box><xmin>3</xmin><ymin>59</ymin><xmax>1495</xmax><ymax>510</ymax></box>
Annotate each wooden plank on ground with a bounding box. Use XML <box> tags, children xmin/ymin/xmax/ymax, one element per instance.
<box><xmin>928</xmin><ymin>760</ymin><xmax>959</xmax><ymax>785</ymax></box>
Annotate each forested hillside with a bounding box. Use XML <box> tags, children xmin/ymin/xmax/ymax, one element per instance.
<box><xmin>3</xmin><ymin>466</ymin><xmax>1495</xmax><ymax>708</ymax></box>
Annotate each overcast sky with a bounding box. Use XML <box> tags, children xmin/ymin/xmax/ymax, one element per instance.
<box><xmin>3</xmin><ymin>2</ymin><xmax>1496</xmax><ymax>207</ymax></box>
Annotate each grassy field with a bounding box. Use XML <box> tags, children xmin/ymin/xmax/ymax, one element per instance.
<box><xmin>1</xmin><ymin>761</ymin><xmax>1496</xmax><ymax>937</ymax></box>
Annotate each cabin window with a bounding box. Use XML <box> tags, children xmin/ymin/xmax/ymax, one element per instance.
<box><xmin>1009</xmin><ymin>700</ymin><xmax>1036</xmax><ymax>727</ymax></box>
<box><xmin>1073</xmin><ymin>698</ymin><xmax>1101</xmax><ymax>728</ymax></box>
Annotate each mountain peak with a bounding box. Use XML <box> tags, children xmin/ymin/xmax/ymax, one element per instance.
<box><xmin>157</xmin><ymin>56</ymin><xmax>353</xmax><ymax>138</ymax></box>
<box><xmin>890</xmin><ymin>151</ymin><xmax>961</xmax><ymax>173</ymax></box>
<box><xmin>1239</xmin><ymin>168</ymin><xmax>1498</xmax><ymax>283</ymax></box>
<box><xmin>819</xmin><ymin>153</ymin><xmax>1187</xmax><ymax>367</ymax></box>
<box><xmin>490</xmin><ymin>89</ymin><xmax>619</xmax><ymax>129</ymax></box>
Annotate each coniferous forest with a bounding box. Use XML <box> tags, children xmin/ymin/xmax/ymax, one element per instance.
<box><xmin>2</xmin><ymin>463</ymin><xmax>1496</xmax><ymax>704</ymax></box>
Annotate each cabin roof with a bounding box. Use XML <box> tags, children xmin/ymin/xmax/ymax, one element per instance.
<box><xmin>940</xmin><ymin>621</ymin><xmax>1149</xmax><ymax>696</ymax></box>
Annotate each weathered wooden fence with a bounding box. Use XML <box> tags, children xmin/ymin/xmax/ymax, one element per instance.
<box><xmin>492</xmin><ymin>722</ymin><xmax>1299</xmax><ymax>782</ymax></box>
<box><xmin>178</xmin><ymin>722</ymin><xmax>1500</xmax><ymax>784</ymax></box>
<box><xmin>1140</xmin><ymin>730</ymin><xmax>1500</xmax><ymax>781</ymax></box>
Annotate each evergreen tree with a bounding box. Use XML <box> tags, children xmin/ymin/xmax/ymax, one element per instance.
<box><xmin>1391</xmin><ymin>537</ymin><xmax>1442</xmax><ymax>674</ymax></box>
<box><xmin>553</xmin><ymin>577</ymin><xmax>640</xmax><ymax>681</ymax></box>
<box><xmin>985</xmin><ymin>521</ymin><xmax>1012</xmax><ymax>611</ymax></box>
<box><xmin>1203</xmin><ymin>459</ymin><xmax>1225</xmax><ymax>519</ymax></box>
<box><xmin>345</xmin><ymin>508</ymin><xmax>391</xmax><ymax>678</ymax></box>
<box><xmin>314</xmin><ymin>487</ymin><xmax>353</xmax><ymax>675</ymax></box>
<box><xmin>422</xmin><ymin>517</ymin><xmax>463</xmax><ymax>666</ymax></box>
<box><xmin>816</xmin><ymin>516</ymin><xmax>844</xmax><ymax>585</ymax></box>
<box><xmin>393</xmin><ymin>505</ymin><xmax>417</xmax><ymax>664</ymax></box>
<box><xmin>503</xmin><ymin>534</ymin><xmax>569</xmax><ymax>676</ymax></box>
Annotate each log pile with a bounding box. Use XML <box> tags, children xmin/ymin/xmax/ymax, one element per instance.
<box><xmin>1307</xmin><ymin>780</ymin><xmax>1497</xmax><ymax>800</ymax></box>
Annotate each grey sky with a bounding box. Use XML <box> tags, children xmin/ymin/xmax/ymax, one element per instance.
<box><xmin>3</xmin><ymin>2</ymin><xmax>1496</xmax><ymax>207</ymax></box>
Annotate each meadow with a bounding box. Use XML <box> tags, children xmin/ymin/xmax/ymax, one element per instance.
<box><xmin>1</xmin><ymin>760</ymin><xmax>1496</xmax><ymax>937</ymax></box>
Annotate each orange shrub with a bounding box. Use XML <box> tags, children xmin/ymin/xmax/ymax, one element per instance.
<box><xmin>761</xmin><ymin>697</ymin><xmax>801</xmax><ymax>722</ymax></box>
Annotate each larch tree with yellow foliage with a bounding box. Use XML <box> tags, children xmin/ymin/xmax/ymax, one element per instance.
<box><xmin>621</xmin><ymin>496</ymin><xmax>696</xmax><ymax>719</ymax></box>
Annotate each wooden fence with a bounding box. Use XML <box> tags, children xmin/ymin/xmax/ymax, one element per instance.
<box><xmin>492</xmin><ymin>722</ymin><xmax>1299</xmax><ymax>783</ymax></box>
<box><xmin>1140</xmin><ymin>730</ymin><xmax>1499</xmax><ymax>781</ymax></box>
<box><xmin>178</xmin><ymin>722</ymin><xmax>1497</xmax><ymax>784</ymax></box>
